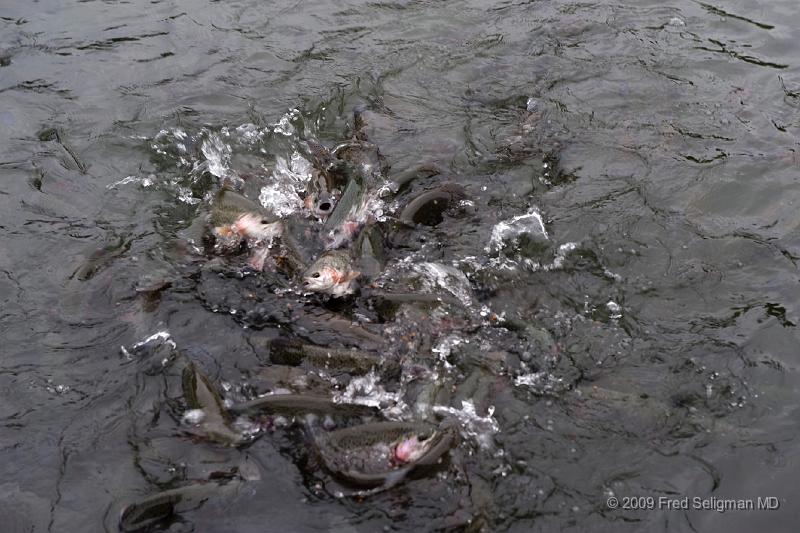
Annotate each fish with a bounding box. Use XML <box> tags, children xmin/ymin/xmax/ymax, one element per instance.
<box><xmin>209</xmin><ymin>187</ymin><xmax>267</xmax><ymax>227</ymax></box>
<box><xmin>310</xmin><ymin>189</ymin><xmax>336</xmax><ymax>218</ymax></box>
<box><xmin>354</xmin><ymin>224</ymin><xmax>385</xmax><ymax>280</ymax></box>
<box><xmin>302</xmin><ymin>249</ymin><xmax>360</xmax><ymax>297</ymax></box>
<box><xmin>181</xmin><ymin>361</ymin><xmax>246</xmax><ymax>446</ymax></box>
<box><xmin>389</xmin><ymin>162</ymin><xmax>447</xmax><ymax>193</ymax></box>
<box><xmin>321</xmin><ymin>177</ymin><xmax>367</xmax><ymax>249</ymax></box>
<box><xmin>207</xmin><ymin>188</ymin><xmax>284</xmax><ymax>269</ymax></box>
<box><xmin>208</xmin><ymin>188</ymin><xmax>283</xmax><ymax>253</ymax></box>
<box><xmin>332</xmin><ymin>140</ymin><xmax>387</xmax><ymax>181</ymax></box>
<box><xmin>38</xmin><ymin>127</ymin><xmax>87</xmax><ymax>173</ymax></box>
<box><xmin>70</xmin><ymin>235</ymin><xmax>132</xmax><ymax>281</ymax></box>
<box><xmin>312</xmin><ymin>421</ymin><xmax>458</xmax><ymax>488</ymax></box>
<box><xmin>228</xmin><ymin>393</ymin><xmax>379</xmax><ymax>418</ymax></box>
<box><xmin>231</xmin><ymin>212</ymin><xmax>283</xmax><ymax>243</ymax></box>
<box><xmin>404</xmin><ymin>373</ymin><xmax>453</xmax><ymax>418</ymax></box>
<box><xmin>288</xmin><ymin>307</ymin><xmax>386</xmax><ymax>348</ymax></box>
<box><xmin>320</xmin><ymin>109</ymin><xmax>390</xmax><ymax>249</ymax></box>
<box><xmin>300</xmin><ymin>139</ymin><xmax>347</xmax><ymax>220</ymax></box>
<box><xmin>267</xmin><ymin>338</ymin><xmax>401</xmax><ymax>379</ymax></box>
<box><xmin>118</xmin><ymin>480</ymin><xmax>226</xmax><ymax>531</ymax></box>
<box><xmin>398</xmin><ymin>183</ymin><xmax>467</xmax><ymax>227</ymax></box>
<box><xmin>119</xmin><ymin>476</ymin><xmax>245</xmax><ymax>532</ymax></box>
<box><xmin>394</xmin><ymin>435</ymin><xmax>429</xmax><ymax>463</ymax></box>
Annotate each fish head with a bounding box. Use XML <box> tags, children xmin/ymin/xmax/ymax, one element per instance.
<box><xmin>303</xmin><ymin>259</ymin><xmax>360</xmax><ymax>296</ymax></box>
<box><xmin>234</xmin><ymin>213</ymin><xmax>282</xmax><ymax>242</ymax></box>
<box><xmin>302</xmin><ymin>190</ymin><xmax>336</xmax><ymax>219</ymax></box>
<box><xmin>302</xmin><ymin>263</ymin><xmax>342</xmax><ymax>292</ymax></box>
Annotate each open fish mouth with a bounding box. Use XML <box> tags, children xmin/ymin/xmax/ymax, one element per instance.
<box><xmin>313</xmin><ymin>192</ymin><xmax>336</xmax><ymax>218</ymax></box>
<box><xmin>315</xmin><ymin>199</ymin><xmax>334</xmax><ymax>216</ymax></box>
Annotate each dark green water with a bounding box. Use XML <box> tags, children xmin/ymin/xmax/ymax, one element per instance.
<box><xmin>1</xmin><ymin>0</ymin><xmax>798</xmax><ymax>531</ymax></box>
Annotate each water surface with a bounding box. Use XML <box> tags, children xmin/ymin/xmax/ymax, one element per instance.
<box><xmin>1</xmin><ymin>0</ymin><xmax>799</xmax><ymax>531</ymax></box>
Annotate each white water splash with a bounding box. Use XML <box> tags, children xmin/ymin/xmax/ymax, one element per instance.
<box><xmin>487</xmin><ymin>208</ymin><xmax>548</xmax><ymax>254</ymax></box>
<box><xmin>333</xmin><ymin>370</ymin><xmax>406</xmax><ymax>417</ymax></box>
<box><xmin>201</xmin><ymin>132</ymin><xmax>234</xmax><ymax>180</ymax></box>
<box><xmin>412</xmin><ymin>262</ymin><xmax>474</xmax><ymax>307</ymax></box>
<box><xmin>433</xmin><ymin>400</ymin><xmax>499</xmax><ymax>450</ymax></box>
<box><xmin>514</xmin><ymin>371</ymin><xmax>566</xmax><ymax>395</ymax></box>
<box><xmin>120</xmin><ymin>330</ymin><xmax>176</xmax><ymax>362</ymax></box>
<box><xmin>175</xmin><ymin>185</ymin><xmax>200</xmax><ymax>205</ymax></box>
<box><xmin>235</xmin><ymin>123</ymin><xmax>265</xmax><ymax>144</ymax></box>
<box><xmin>107</xmin><ymin>175</ymin><xmax>155</xmax><ymax>189</ymax></box>
<box><xmin>362</xmin><ymin>188</ymin><xmax>388</xmax><ymax>223</ymax></box>
<box><xmin>44</xmin><ymin>381</ymin><xmax>72</xmax><ymax>395</ymax></box>
<box><xmin>272</xmin><ymin>108</ymin><xmax>300</xmax><ymax>136</ymax></box>
<box><xmin>432</xmin><ymin>334</ymin><xmax>465</xmax><ymax>368</ymax></box>
<box><xmin>501</xmin><ymin>241</ymin><xmax>579</xmax><ymax>273</ymax></box>
<box><xmin>133</xmin><ymin>331</ymin><xmax>174</xmax><ymax>350</ymax></box>
<box><xmin>182</xmin><ymin>408</ymin><xmax>206</xmax><ymax>425</ymax></box>
<box><xmin>540</xmin><ymin>241</ymin><xmax>578</xmax><ymax>271</ymax></box>
<box><xmin>606</xmin><ymin>300</ymin><xmax>623</xmax><ymax>320</ymax></box>
<box><xmin>258</xmin><ymin>151</ymin><xmax>312</xmax><ymax>217</ymax></box>
<box><xmin>232</xmin><ymin>416</ymin><xmax>263</xmax><ymax>438</ymax></box>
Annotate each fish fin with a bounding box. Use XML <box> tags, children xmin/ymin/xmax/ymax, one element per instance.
<box><xmin>344</xmin><ymin>270</ymin><xmax>361</xmax><ymax>282</ymax></box>
<box><xmin>248</xmin><ymin>247</ymin><xmax>270</xmax><ymax>271</ymax></box>
<box><xmin>215</xmin><ymin>225</ymin><xmax>235</xmax><ymax>237</ymax></box>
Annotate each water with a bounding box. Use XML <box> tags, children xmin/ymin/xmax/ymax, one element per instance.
<box><xmin>1</xmin><ymin>0</ymin><xmax>799</xmax><ymax>531</ymax></box>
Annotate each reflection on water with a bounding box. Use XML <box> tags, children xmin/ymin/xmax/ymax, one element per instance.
<box><xmin>1</xmin><ymin>0</ymin><xmax>799</xmax><ymax>531</ymax></box>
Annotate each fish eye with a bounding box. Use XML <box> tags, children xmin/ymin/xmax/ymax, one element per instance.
<box><xmin>260</xmin><ymin>219</ymin><xmax>269</xmax><ymax>224</ymax></box>
<box><xmin>312</xmin><ymin>272</ymin><xmax>321</xmax><ymax>278</ymax></box>
<box><xmin>318</xmin><ymin>202</ymin><xmax>331</xmax><ymax>212</ymax></box>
